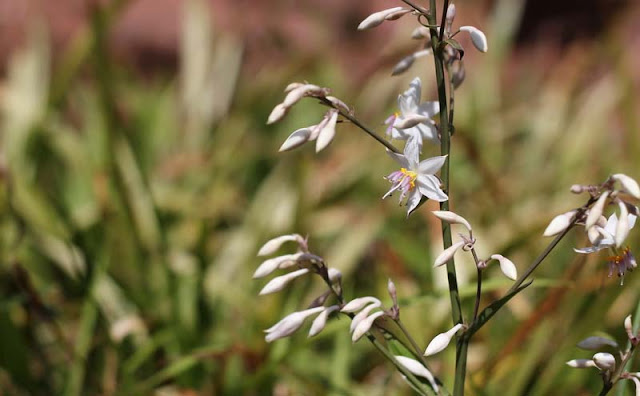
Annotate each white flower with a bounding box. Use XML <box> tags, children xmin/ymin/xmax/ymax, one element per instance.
<box><xmin>490</xmin><ymin>254</ymin><xmax>518</xmax><ymax>281</ymax></box>
<box><xmin>383</xmin><ymin>137</ymin><xmax>448</xmax><ymax>216</ymax></box>
<box><xmin>264</xmin><ymin>307</ymin><xmax>325</xmax><ymax>342</ymax></box>
<box><xmin>394</xmin><ymin>356</ymin><xmax>439</xmax><ymax>393</ymax></box>
<box><xmin>357</xmin><ymin>7</ymin><xmax>411</xmax><ymax>30</ymax></box>
<box><xmin>612</xmin><ymin>173</ymin><xmax>640</xmax><ymax>199</ymax></box>
<box><xmin>424</xmin><ymin>323</ymin><xmax>463</xmax><ymax>356</ymax></box>
<box><xmin>385</xmin><ymin>78</ymin><xmax>440</xmax><ymax>149</ymax></box>
<box><xmin>575</xmin><ymin>213</ymin><xmax>637</xmax><ymax>254</ymax></box>
<box><xmin>459</xmin><ymin>26</ymin><xmax>488</xmax><ymax>53</ymax></box>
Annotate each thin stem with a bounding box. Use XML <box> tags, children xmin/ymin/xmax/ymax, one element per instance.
<box><xmin>472</xmin><ymin>267</ymin><xmax>482</xmax><ymax>322</ymax></box>
<box><xmin>399</xmin><ymin>0</ymin><xmax>429</xmax><ymax>14</ymax></box>
<box><xmin>320</xmin><ymin>98</ymin><xmax>401</xmax><ymax>154</ymax></box>
<box><xmin>602</xmin><ymin>345</ymin><xmax>638</xmax><ymax>395</ymax></box>
<box><xmin>395</xmin><ymin>318</ymin><xmax>429</xmax><ymax>365</ymax></box>
<box><xmin>438</xmin><ymin>0</ymin><xmax>450</xmax><ymax>43</ymax></box>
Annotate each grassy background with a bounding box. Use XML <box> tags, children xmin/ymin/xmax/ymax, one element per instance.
<box><xmin>0</xmin><ymin>0</ymin><xmax>639</xmax><ymax>394</ymax></box>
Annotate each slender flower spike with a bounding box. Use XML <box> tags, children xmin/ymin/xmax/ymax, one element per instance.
<box><xmin>434</xmin><ymin>240</ymin><xmax>465</xmax><ymax>267</ymax></box>
<box><xmin>257</xmin><ymin>234</ymin><xmax>305</xmax><ymax>256</ymax></box>
<box><xmin>592</xmin><ymin>352</ymin><xmax>616</xmax><ymax>372</ymax></box>
<box><xmin>576</xmin><ymin>336</ymin><xmax>618</xmax><ymax>350</ymax></box>
<box><xmin>424</xmin><ymin>323</ymin><xmax>463</xmax><ymax>356</ymax></box>
<box><xmin>385</xmin><ymin>78</ymin><xmax>440</xmax><ymax>149</ymax></box>
<box><xmin>352</xmin><ymin>311</ymin><xmax>385</xmax><ymax>342</ymax></box>
<box><xmin>490</xmin><ymin>254</ymin><xmax>518</xmax><ymax>281</ymax></box>
<box><xmin>308</xmin><ymin>305</ymin><xmax>340</xmax><ymax>337</ymax></box>
<box><xmin>394</xmin><ymin>356</ymin><xmax>439</xmax><ymax>393</ymax></box>
<box><xmin>265</xmin><ymin>307</ymin><xmax>325</xmax><ymax>343</ymax></box>
<box><xmin>383</xmin><ymin>137</ymin><xmax>448</xmax><ymax>216</ymax></box>
<box><xmin>543</xmin><ymin>210</ymin><xmax>577</xmax><ymax>237</ymax></box>
<box><xmin>259</xmin><ymin>268</ymin><xmax>310</xmax><ymax>295</ymax></box>
<box><xmin>432</xmin><ymin>210</ymin><xmax>472</xmax><ymax>232</ymax></box>
<box><xmin>612</xmin><ymin>174</ymin><xmax>640</xmax><ymax>199</ymax></box>
<box><xmin>459</xmin><ymin>26</ymin><xmax>488</xmax><ymax>53</ymax></box>
<box><xmin>566</xmin><ymin>359</ymin><xmax>597</xmax><ymax>369</ymax></box>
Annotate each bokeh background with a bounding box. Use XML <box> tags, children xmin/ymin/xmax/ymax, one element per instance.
<box><xmin>0</xmin><ymin>0</ymin><xmax>639</xmax><ymax>394</ymax></box>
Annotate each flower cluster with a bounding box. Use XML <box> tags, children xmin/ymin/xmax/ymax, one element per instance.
<box><xmin>255</xmin><ymin>234</ymin><xmax>342</xmax><ymax>342</ymax></box>
<box><xmin>267</xmin><ymin>83</ymin><xmax>350</xmax><ymax>153</ymax></box>
<box><xmin>567</xmin><ymin>314</ymin><xmax>640</xmax><ymax>393</ymax></box>
<box><xmin>544</xmin><ymin>174</ymin><xmax>640</xmax><ymax>282</ymax></box>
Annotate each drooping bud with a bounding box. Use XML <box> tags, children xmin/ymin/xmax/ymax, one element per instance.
<box><xmin>357</xmin><ymin>7</ymin><xmax>406</xmax><ymax>30</ymax></box>
<box><xmin>279</xmin><ymin>127</ymin><xmax>312</xmax><ymax>152</ymax></box>
<box><xmin>612</xmin><ymin>174</ymin><xmax>640</xmax><ymax>199</ymax></box>
<box><xmin>625</xmin><ymin>314</ymin><xmax>634</xmax><ymax>339</ymax></box>
<box><xmin>615</xmin><ymin>201</ymin><xmax>630</xmax><ymax>248</ymax></box>
<box><xmin>258</xmin><ymin>234</ymin><xmax>305</xmax><ymax>256</ymax></box>
<box><xmin>259</xmin><ymin>268</ymin><xmax>310</xmax><ymax>295</ymax></box>
<box><xmin>576</xmin><ymin>336</ymin><xmax>618</xmax><ymax>350</ymax></box>
<box><xmin>264</xmin><ymin>307</ymin><xmax>325</xmax><ymax>342</ymax></box>
<box><xmin>315</xmin><ymin>110</ymin><xmax>339</xmax><ymax>153</ymax></box>
<box><xmin>434</xmin><ymin>240</ymin><xmax>465</xmax><ymax>267</ymax></box>
<box><xmin>459</xmin><ymin>26</ymin><xmax>488</xmax><ymax>53</ymax></box>
<box><xmin>253</xmin><ymin>253</ymin><xmax>303</xmax><ymax>279</ymax></box>
<box><xmin>586</xmin><ymin>191</ymin><xmax>610</xmax><ymax>230</ymax></box>
<box><xmin>327</xmin><ymin>267</ymin><xmax>342</xmax><ymax>282</ymax></box>
<box><xmin>282</xmin><ymin>84</ymin><xmax>324</xmax><ymax>108</ymax></box>
<box><xmin>490</xmin><ymin>254</ymin><xmax>518</xmax><ymax>281</ymax></box>
<box><xmin>341</xmin><ymin>296</ymin><xmax>382</xmax><ymax>313</ymax></box>
<box><xmin>267</xmin><ymin>103</ymin><xmax>288</xmax><ymax>125</ymax></box>
<box><xmin>350</xmin><ymin>304</ymin><xmax>380</xmax><ymax>333</ymax></box>
<box><xmin>284</xmin><ymin>82</ymin><xmax>305</xmax><ymax>93</ymax></box>
<box><xmin>592</xmin><ymin>352</ymin><xmax>616</xmax><ymax>372</ymax></box>
<box><xmin>352</xmin><ymin>311</ymin><xmax>385</xmax><ymax>342</ymax></box>
<box><xmin>566</xmin><ymin>359</ymin><xmax>597</xmax><ymax>368</ymax></box>
<box><xmin>432</xmin><ymin>210</ymin><xmax>472</xmax><ymax>232</ymax></box>
<box><xmin>326</xmin><ymin>96</ymin><xmax>350</xmax><ymax>113</ymax></box>
<box><xmin>394</xmin><ymin>356</ymin><xmax>439</xmax><ymax>393</ymax></box>
<box><xmin>308</xmin><ymin>305</ymin><xmax>340</xmax><ymax>337</ymax></box>
<box><xmin>424</xmin><ymin>323</ymin><xmax>463</xmax><ymax>356</ymax></box>
<box><xmin>543</xmin><ymin>211</ymin><xmax>576</xmax><ymax>237</ymax></box>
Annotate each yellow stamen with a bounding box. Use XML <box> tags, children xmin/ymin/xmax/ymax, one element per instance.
<box><xmin>400</xmin><ymin>168</ymin><xmax>417</xmax><ymax>189</ymax></box>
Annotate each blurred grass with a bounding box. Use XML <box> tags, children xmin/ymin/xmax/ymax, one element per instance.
<box><xmin>0</xmin><ymin>0</ymin><xmax>639</xmax><ymax>395</ymax></box>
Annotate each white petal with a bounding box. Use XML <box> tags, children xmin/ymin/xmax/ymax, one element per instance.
<box><xmin>417</xmin><ymin>101</ymin><xmax>440</xmax><ymax>118</ymax></box>
<box><xmin>593</xmin><ymin>352</ymin><xmax>616</xmax><ymax>371</ymax></box>
<box><xmin>576</xmin><ymin>336</ymin><xmax>618</xmax><ymax>350</ymax></box>
<box><xmin>543</xmin><ymin>211</ymin><xmax>576</xmax><ymax>237</ymax></box>
<box><xmin>253</xmin><ymin>253</ymin><xmax>302</xmax><ymax>278</ymax></box>
<box><xmin>308</xmin><ymin>305</ymin><xmax>340</xmax><ymax>337</ymax></box>
<box><xmin>417</xmin><ymin>175</ymin><xmax>448</xmax><ymax>202</ymax></box>
<box><xmin>616</xmin><ymin>201</ymin><xmax>630</xmax><ymax>248</ymax></box>
<box><xmin>267</xmin><ymin>103</ymin><xmax>288</xmax><ymax>124</ymax></box>
<box><xmin>566</xmin><ymin>359</ymin><xmax>597</xmax><ymax>368</ymax></box>
<box><xmin>394</xmin><ymin>356</ymin><xmax>439</xmax><ymax>393</ymax></box>
<box><xmin>424</xmin><ymin>323</ymin><xmax>463</xmax><ymax>356</ymax></box>
<box><xmin>357</xmin><ymin>7</ymin><xmax>405</xmax><ymax>30</ymax></box>
<box><xmin>586</xmin><ymin>191</ymin><xmax>610</xmax><ymax>230</ymax></box>
<box><xmin>403</xmin><ymin>136</ymin><xmax>421</xmax><ymax>169</ymax></box>
<box><xmin>352</xmin><ymin>311</ymin><xmax>385</xmax><ymax>342</ymax></box>
<box><xmin>279</xmin><ymin>128</ymin><xmax>311</xmax><ymax>152</ymax></box>
<box><xmin>341</xmin><ymin>296</ymin><xmax>382</xmax><ymax>313</ymax></box>
<box><xmin>459</xmin><ymin>26</ymin><xmax>488</xmax><ymax>53</ymax></box>
<box><xmin>315</xmin><ymin>110</ymin><xmax>339</xmax><ymax>152</ymax></box>
<box><xmin>574</xmin><ymin>245</ymin><xmax>609</xmax><ymax>254</ymax></box>
<box><xmin>490</xmin><ymin>254</ymin><xmax>518</xmax><ymax>281</ymax></box>
<box><xmin>405</xmin><ymin>189</ymin><xmax>422</xmax><ymax>217</ymax></box>
<box><xmin>434</xmin><ymin>240</ymin><xmax>465</xmax><ymax>267</ymax></box>
<box><xmin>259</xmin><ymin>269</ymin><xmax>310</xmax><ymax>295</ymax></box>
<box><xmin>386</xmin><ymin>150</ymin><xmax>410</xmax><ymax>169</ymax></box>
<box><xmin>613</xmin><ymin>173</ymin><xmax>640</xmax><ymax>199</ymax></box>
<box><xmin>432</xmin><ymin>211</ymin><xmax>472</xmax><ymax>232</ymax></box>
<box><xmin>414</xmin><ymin>123</ymin><xmax>439</xmax><ymax>145</ymax></box>
<box><xmin>418</xmin><ymin>155</ymin><xmax>447</xmax><ymax>175</ymax></box>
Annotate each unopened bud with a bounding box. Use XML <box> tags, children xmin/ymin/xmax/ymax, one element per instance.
<box><xmin>352</xmin><ymin>311</ymin><xmax>385</xmax><ymax>342</ymax></box>
<box><xmin>434</xmin><ymin>240</ymin><xmax>465</xmax><ymax>267</ymax></box>
<box><xmin>315</xmin><ymin>110</ymin><xmax>339</xmax><ymax>153</ymax></box>
<box><xmin>358</xmin><ymin>7</ymin><xmax>405</xmax><ymax>30</ymax></box>
<box><xmin>566</xmin><ymin>359</ymin><xmax>597</xmax><ymax>368</ymax></box>
<box><xmin>432</xmin><ymin>210</ymin><xmax>472</xmax><ymax>232</ymax></box>
<box><xmin>394</xmin><ymin>356</ymin><xmax>439</xmax><ymax>393</ymax></box>
<box><xmin>341</xmin><ymin>296</ymin><xmax>382</xmax><ymax>313</ymax></box>
<box><xmin>586</xmin><ymin>191</ymin><xmax>610</xmax><ymax>230</ymax></box>
<box><xmin>424</xmin><ymin>323</ymin><xmax>463</xmax><ymax>356</ymax></box>
<box><xmin>267</xmin><ymin>103</ymin><xmax>288</xmax><ymax>125</ymax></box>
<box><xmin>258</xmin><ymin>234</ymin><xmax>305</xmax><ymax>256</ymax></box>
<box><xmin>254</xmin><ymin>253</ymin><xmax>303</xmax><ymax>279</ymax></box>
<box><xmin>387</xmin><ymin>278</ymin><xmax>398</xmax><ymax>306</ymax></box>
<box><xmin>570</xmin><ymin>184</ymin><xmax>585</xmax><ymax>194</ymax></box>
<box><xmin>543</xmin><ymin>211</ymin><xmax>576</xmax><ymax>237</ymax></box>
<box><xmin>308</xmin><ymin>305</ymin><xmax>339</xmax><ymax>337</ymax></box>
<box><xmin>592</xmin><ymin>352</ymin><xmax>616</xmax><ymax>372</ymax></box>
<box><xmin>490</xmin><ymin>254</ymin><xmax>518</xmax><ymax>281</ymax></box>
<box><xmin>259</xmin><ymin>268</ymin><xmax>310</xmax><ymax>295</ymax></box>
<box><xmin>576</xmin><ymin>336</ymin><xmax>618</xmax><ymax>350</ymax></box>
<box><xmin>615</xmin><ymin>201</ymin><xmax>631</xmax><ymax>248</ymax></box>
<box><xmin>459</xmin><ymin>26</ymin><xmax>488</xmax><ymax>53</ymax></box>
<box><xmin>279</xmin><ymin>127</ymin><xmax>312</xmax><ymax>152</ymax></box>
<box><xmin>625</xmin><ymin>314</ymin><xmax>635</xmax><ymax>340</ymax></box>
<box><xmin>612</xmin><ymin>174</ymin><xmax>640</xmax><ymax>199</ymax></box>
<box><xmin>265</xmin><ymin>307</ymin><xmax>324</xmax><ymax>343</ymax></box>
<box><xmin>411</xmin><ymin>26</ymin><xmax>431</xmax><ymax>40</ymax></box>
<box><xmin>326</xmin><ymin>96</ymin><xmax>350</xmax><ymax>113</ymax></box>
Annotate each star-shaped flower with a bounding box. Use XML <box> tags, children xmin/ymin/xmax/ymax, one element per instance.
<box><xmin>385</xmin><ymin>77</ymin><xmax>439</xmax><ymax>150</ymax></box>
<box><xmin>383</xmin><ymin>137</ymin><xmax>448</xmax><ymax>216</ymax></box>
<box><xmin>575</xmin><ymin>213</ymin><xmax>637</xmax><ymax>254</ymax></box>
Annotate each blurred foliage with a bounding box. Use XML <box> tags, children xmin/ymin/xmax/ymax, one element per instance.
<box><xmin>0</xmin><ymin>0</ymin><xmax>639</xmax><ymax>395</ymax></box>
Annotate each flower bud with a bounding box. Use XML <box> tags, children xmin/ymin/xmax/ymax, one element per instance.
<box><xmin>387</xmin><ymin>278</ymin><xmax>397</xmax><ymax>305</ymax></box>
<box><xmin>341</xmin><ymin>296</ymin><xmax>382</xmax><ymax>313</ymax></box>
<box><xmin>432</xmin><ymin>210</ymin><xmax>472</xmax><ymax>232</ymax></box>
<box><xmin>490</xmin><ymin>254</ymin><xmax>517</xmax><ymax>281</ymax></box>
<box><xmin>592</xmin><ymin>352</ymin><xmax>616</xmax><ymax>372</ymax></box>
<box><xmin>267</xmin><ymin>103</ymin><xmax>288</xmax><ymax>124</ymax></box>
<box><xmin>394</xmin><ymin>114</ymin><xmax>432</xmax><ymax>129</ymax></box>
<box><xmin>357</xmin><ymin>7</ymin><xmax>405</xmax><ymax>30</ymax></box>
<box><xmin>253</xmin><ymin>253</ymin><xmax>303</xmax><ymax>279</ymax></box>
<box><xmin>615</xmin><ymin>201</ymin><xmax>630</xmax><ymax>248</ymax></box>
<box><xmin>586</xmin><ymin>191</ymin><xmax>610</xmax><ymax>230</ymax></box>
<box><xmin>424</xmin><ymin>323</ymin><xmax>463</xmax><ymax>356</ymax></box>
<box><xmin>391</xmin><ymin>54</ymin><xmax>416</xmax><ymax>76</ymax></box>
<box><xmin>570</xmin><ymin>184</ymin><xmax>585</xmax><ymax>194</ymax></box>
<box><xmin>434</xmin><ymin>240</ymin><xmax>465</xmax><ymax>267</ymax></box>
<box><xmin>279</xmin><ymin>127</ymin><xmax>312</xmax><ymax>152</ymax></box>
<box><xmin>612</xmin><ymin>174</ymin><xmax>640</xmax><ymax>199</ymax></box>
<box><xmin>394</xmin><ymin>356</ymin><xmax>439</xmax><ymax>393</ymax></box>
<box><xmin>326</xmin><ymin>96</ymin><xmax>350</xmax><ymax>113</ymax></box>
<box><xmin>459</xmin><ymin>26</ymin><xmax>488</xmax><ymax>53</ymax></box>
<box><xmin>284</xmin><ymin>82</ymin><xmax>304</xmax><ymax>93</ymax></box>
<box><xmin>543</xmin><ymin>211</ymin><xmax>576</xmax><ymax>237</ymax></box>
<box><xmin>350</xmin><ymin>304</ymin><xmax>380</xmax><ymax>332</ymax></box>
<box><xmin>265</xmin><ymin>307</ymin><xmax>325</xmax><ymax>342</ymax></box>
<box><xmin>257</xmin><ymin>234</ymin><xmax>304</xmax><ymax>256</ymax></box>
<box><xmin>566</xmin><ymin>359</ymin><xmax>597</xmax><ymax>368</ymax></box>
<box><xmin>308</xmin><ymin>305</ymin><xmax>339</xmax><ymax>337</ymax></box>
<box><xmin>625</xmin><ymin>314</ymin><xmax>634</xmax><ymax>339</ymax></box>
<box><xmin>259</xmin><ymin>268</ymin><xmax>310</xmax><ymax>295</ymax></box>
<box><xmin>282</xmin><ymin>84</ymin><xmax>323</xmax><ymax>108</ymax></box>
<box><xmin>352</xmin><ymin>311</ymin><xmax>384</xmax><ymax>342</ymax></box>
<box><xmin>316</xmin><ymin>110</ymin><xmax>339</xmax><ymax>153</ymax></box>
<box><xmin>411</xmin><ymin>26</ymin><xmax>431</xmax><ymax>39</ymax></box>
<box><xmin>576</xmin><ymin>336</ymin><xmax>618</xmax><ymax>350</ymax></box>
<box><xmin>328</xmin><ymin>267</ymin><xmax>342</xmax><ymax>282</ymax></box>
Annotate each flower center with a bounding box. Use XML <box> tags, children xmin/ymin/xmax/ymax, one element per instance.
<box><xmin>400</xmin><ymin>168</ymin><xmax>417</xmax><ymax>190</ymax></box>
